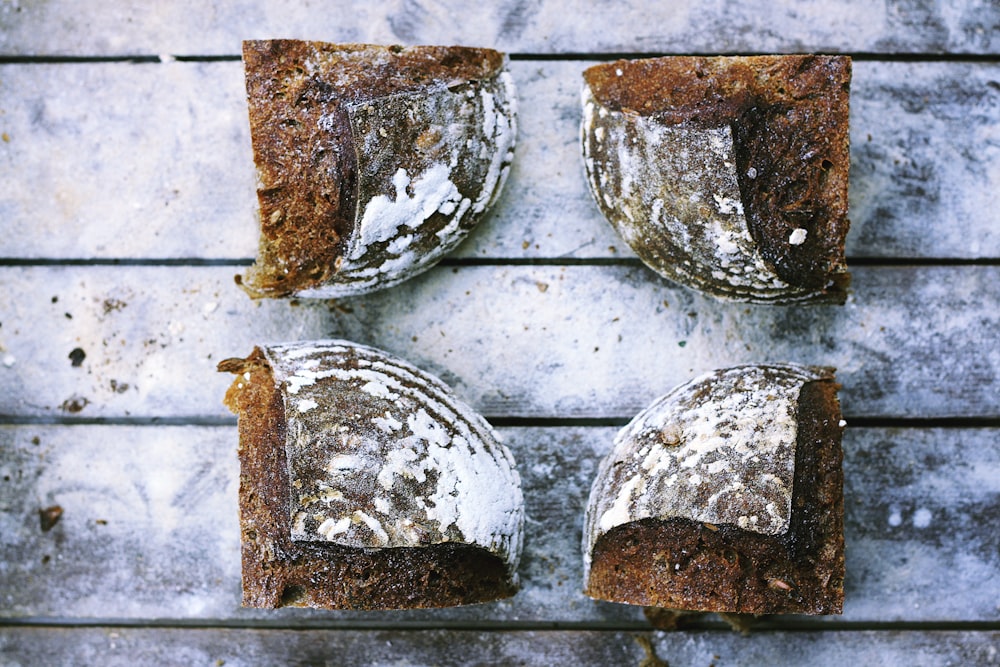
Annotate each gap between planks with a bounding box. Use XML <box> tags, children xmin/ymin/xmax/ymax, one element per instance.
<box><xmin>2</xmin><ymin>257</ymin><xmax>1000</xmax><ymax>267</ymax></box>
<box><xmin>2</xmin><ymin>53</ymin><xmax>1000</xmax><ymax>64</ymax></box>
<box><xmin>2</xmin><ymin>617</ymin><xmax>1000</xmax><ymax>633</ymax></box>
<box><xmin>2</xmin><ymin>416</ymin><xmax>1000</xmax><ymax>428</ymax></box>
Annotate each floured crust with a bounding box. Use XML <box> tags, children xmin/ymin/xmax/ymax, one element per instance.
<box><xmin>583</xmin><ymin>364</ymin><xmax>845</xmax><ymax>615</ymax></box>
<box><xmin>581</xmin><ymin>55</ymin><xmax>851</xmax><ymax>304</ymax></box>
<box><xmin>240</xmin><ymin>40</ymin><xmax>516</xmax><ymax>298</ymax></box>
<box><xmin>219</xmin><ymin>340</ymin><xmax>524</xmax><ymax>609</ymax></box>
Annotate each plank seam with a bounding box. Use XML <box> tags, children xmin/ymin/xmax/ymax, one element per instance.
<box><xmin>2</xmin><ymin>53</ymin><xmax>998</xmax><ymax>64</ymax></box>
<box><xmin>2</xmin><ymin>258</ymin><xmax>999</xmax><ymax>267</ymax></box>
<box><xmin>0</xmin><ymin>258</ymin><xmax>254</xmax><ymax>267</ymax></box>
<box><xmin>0</xmin><ymin>55</ymin><xmax>162</xmax><ymax>64</ymax></box>
<box><xmin>1</xmin><ymin>416</ymin><xmax>998</xmax><ymax>428</ymax></box>
<box><xmin>0</xmin><ymin>415</ymin><xmax>239</xmax><ymax>427</ymax></box>
<box><xmin>2</xmin><ymin>617</ymin><xmax>999</xmax><ymax>633</ymax></box>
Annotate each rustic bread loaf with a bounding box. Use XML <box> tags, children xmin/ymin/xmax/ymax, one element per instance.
<box><xmin>583</xmin><ymin>364</ymin><xmax>845</xmax><ymax>616</ymax></box>
<box><xmin>581</xmin><ymin>55</ymin><xmax>851</xmax><ymax>304</ymax></box>
<box><xmin>239</xmin><ymin>40</ymin><xmax>517</xmax><ymax>298</ymax></box>
<box><xmin>219</xmin><ymin>340</ymin><xmax>524</xmax><ymax>609</ymax></box>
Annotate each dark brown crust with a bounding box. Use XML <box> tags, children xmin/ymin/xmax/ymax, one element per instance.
<box><xmin>240</xmin><ymin>42</ymin><xmax>356</xmax><ymax>296</ymax></box>
<box><xmin>585</xmin><ymin>378</ymin><xmax>845</xmax><ymax>615</ymax></box>
<box><xmin>240</xmin><ymin>40</ymin><xmax>506</xmax><ymax>298</ymax></box>
<box><xmin>219</xmin><ymin>349</ymin><xmax>516</xmax><ymax>610</ymax></box>
<box><xmin>584</xmin><ymin>55</ymin><xmax>851</xmax><ymax>301</ymax></box>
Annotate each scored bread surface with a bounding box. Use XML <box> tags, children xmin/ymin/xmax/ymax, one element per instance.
<box><xmin>581</xmin><ymin>55</ymin><xmax>851</xmax><ymax>304</ymax></box>
<box><xmin>582</xmin><ymin>364</ymin><xmax>845</xmax><ymax>615</ymax></box>
<box><xmin>220</xmin><ymin>340</ymin><xmax>524</xmax><ymax>609</ymax></box>
<box><xmin>265</xmin><ymin>341</ymin><xmax>523</xmax><ymax>565</ymax></box>
<box><xmin>240</xmin><ymin>41</ymin><xmax>517</xmax><ymax>298</ymax></box>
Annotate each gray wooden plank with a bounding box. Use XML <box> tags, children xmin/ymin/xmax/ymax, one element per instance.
<box><xmin>3</xmin><ymin>425</ymin><xmax>998</xmax><ymax>623</ymax></box>
<box><xmin>1</xmin><ymin>61</ymin><xmax>998</xmax><ymax>261</ymax></box>
<box><xmin>0</xmin><ymin>425</ymin><xmax>243</xmax><ymax>621</ymax></box>
<box><xmin>0</xmin><ymin>424</ymin><xmax>609</xmax><ymax>624</ymax></box>
<box><xmin>0</xmin><ymin>60</ymin><xmax>256</xmax><ymax>260</ymax></box>
<box><xmin>847</xmin><ymin>61</ymin><xmax>1000</xmax><ymax>259</ymax></box>
<box><xmin>1</xmin><ymin>0</ymin><xmax>997</xmax><ymax>56</ymax></box>
<box><xmin>1</xmin><ymin>627</ymin><xmax>999</xmax><ymax>667</ymax></box>
<box><xmin>0</xmin><ymin>264</ymin><xmax>997</xmax><ymax>420</ymax></box>
<box><xmin>844</xmin><ymin>427</ymin><xmax>1000</xmax><ymax>623</ymax></box>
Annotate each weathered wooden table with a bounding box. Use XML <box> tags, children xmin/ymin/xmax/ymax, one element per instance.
<box><xmin>1</xmin><ymin>2</ymin><xmax>999</xmax><ymax>665</ymax></box>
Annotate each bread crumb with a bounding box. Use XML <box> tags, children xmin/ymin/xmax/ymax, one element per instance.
<box><xmin>633</xmin><ymin>634</ymin><xmax>668</xmax><ymax>666</ymax></box>
<box><xmin>789</xmin><ymin>228</ymin><xmax>808</xmax><ymax>245</ymax></box>
<box><xmin>39</xmin><ymin>505</ymin><xmax>63</xmax><ymax>532</ymax></box>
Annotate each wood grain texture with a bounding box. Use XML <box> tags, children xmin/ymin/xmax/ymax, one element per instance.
<box><xmin>1</xmin><ymin>0</ymin><xmax>997</xmax><ymax>56</ymax></box>
<box><xmin>0</xmin><ymin>265</ymin><xmax>997</xmax><ymax>420</ymax></box>
<box><xmin>3</xmin><ymin>425</ymin><xmax>998</xmax><ymax>624</ymax></box>
<box><xmin>1</xmin><ymin>61</ymin><xmax>998</xmax><ymax>260</ymax></box>
<box><xmin>0</xmin><ymin>61</ymin><xmax>256</xmax><ymax>260</ymax></box>
<box><xmin>1</xmin><ymin>628</ymin><xmax>999</xmax><ymax>667</ymax></box>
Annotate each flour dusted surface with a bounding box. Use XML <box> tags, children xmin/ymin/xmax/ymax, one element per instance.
<box><xmin>583</xmin><ymin>364</ymin><xmax>829</xmax><ymax>578</ymax></box>
<box><xmin>581</xmin><ymin>86</ymin><xmax>805</xmax><ymax>302</ymax></box>
<box><xmin>579</xmin><ymin>55</ymin><xmax>852</xmax><ymax>304</ymax></box>
<box><xmin>262</xmin><ymin>340</ymin><xmax>524</xmax><ymax>576</ymax></box>
<box><xmin>240</xmin><ymin>42</ymin><xmax>517</xmax><ymax>299</ymax></box>
<box><xmin>295</xmin><ymin>67</ymin><xmax>516</xmax><ymax>297</ymax></box>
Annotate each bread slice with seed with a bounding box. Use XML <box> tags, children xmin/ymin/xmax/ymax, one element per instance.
<box><xmin>219</xmin><ymin>340</ymin><xmax>524</xmax><ymax>609</ymax></box>
<box><xmin>240</xmin><ymin>40</ymin><xmax>517</xmax><ymax>298</ymax></box>
<box><xmin>581</xmin><ymin>55</ymin><xmax>851</xmax><ymax>304</ymax></box>
<box><xmin>583</xmin><ymin>364</ymin><xmax>845</xmax><ymax>616</ymax></box>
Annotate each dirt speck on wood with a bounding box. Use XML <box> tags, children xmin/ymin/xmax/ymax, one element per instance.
<box><xmin>39</xmin><ymin>505</ymin><xmax>63</xmax><ymax>532</ymax></box>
